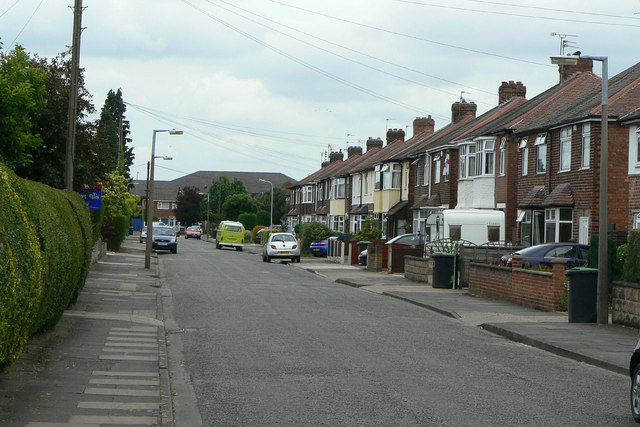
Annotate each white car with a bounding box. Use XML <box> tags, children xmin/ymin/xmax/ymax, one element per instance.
<box><xmin>262</xmin><ymin>232</ymin><xmax>301</xmax><ymax>263</ymax></box>
<box><xmin>139</xmin><ymin>226</ymin><xmax>147</xmax><ymax>243</ymax></box>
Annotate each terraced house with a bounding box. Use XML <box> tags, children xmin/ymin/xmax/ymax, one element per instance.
<box><xmin>287</xmin><ymin>58</ymin><xmax>640</xmax><ymax>247</ymax></box>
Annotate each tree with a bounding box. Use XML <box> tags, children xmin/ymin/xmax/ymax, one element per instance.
<box><xmin>95</xmin><ymin>89</ymin><xmax>134</xmax><ymax>181</ymax></box>
<box><xmin>203</xmin><ymin>177</ymin><xmax>248</xmax><ymax>220</ymax></box>
<box><xmin>222</xmin><ymin>193</ymin><xmax>257</xmax><ymax>221</ymax></box>
<box><xmin>174</xmin><ymin>186</ymin><xmax>203</xmax><ymax>226</ymax></box>
<box><xmin>255</xmin><ymin>186</ymin><xmax>290</xmax><ymax>225</ymax></box>
<box><xmin>0</xmin><ymin>45</ymin><xmax>48</xmax><ymax>170</ymax></box>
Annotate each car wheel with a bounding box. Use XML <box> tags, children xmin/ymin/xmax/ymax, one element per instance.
<box><xmin>632</xmin><ymin>363</ymin><xmax>640</xmax><ymax>422</ymax></box>
<box><xmin>295</xmin><ymin>257</ymin><xmax>300</xmax><ymax>263</ymax></box>
<box><xmin>262</xmin><ymin>255</ymin><xmax>267</xmax><ymax>262</ymax></box>
<box><xmin>266</xmin><ymin>256</ymin><xmax>271</xmax><ymax>263</ymax></box>
<box><xmin>236</xmin><ymin>246</ymin><xmax>241</xmax><ymax>252</ymax></box>
<box><xmin>171</xmin><ymin>248</ymin><xmax>177</xmax><ymax>254</ymax></box>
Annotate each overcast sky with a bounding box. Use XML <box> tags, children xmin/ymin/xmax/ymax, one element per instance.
<box><xmin>2</xmin><ymin>0</ymin><xmax>640</xmax><ymax>182</ymax></box>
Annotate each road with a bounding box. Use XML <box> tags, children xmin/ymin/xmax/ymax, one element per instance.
<box><xmin>161</xmin><ymin>238</ymin><xmax>632</xmax><ymax>426</ymax></box>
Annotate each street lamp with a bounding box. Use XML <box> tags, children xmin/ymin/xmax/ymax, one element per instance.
<box><xmin>259</xmin><ymin>178</ymin><xmax>273</xmax><ymax>230</ymax></box>
<box><xmin>201</xmin><ymin>187</ymin><xmax>210</xmax><ymax>242</ymax></box>
<box><xmin>145</xmin><ymin>129</ymin><xmax>183</xmax><ymax>269</ymax></box>
<box><xmin>551</xmin><ymin>53</ymin><xmax>609</xmax><ymax>324</ymax></box>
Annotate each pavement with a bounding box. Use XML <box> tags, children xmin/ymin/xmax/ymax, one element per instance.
<box><xmin>0</xmin><ymin>239</ymin><xmax>637</xmax><ymax>425</ymax></box>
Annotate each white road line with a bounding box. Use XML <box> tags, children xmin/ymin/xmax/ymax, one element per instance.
<box><xmin>111</xmin><ymin>326</ymin><xmax>157</xmax><ymax>332</ymax></box>
<box><xmin>106</xmin><ymin>337</ymin><xmax>156</xmax><ymax>343</ymax></box>
<box><xmin>69</xmin><ymin>415</ymin><xmax>157</xmax><ymax>424</ymax></box>
<box><xmin>101</xmin><ymin>348</ymin><xmax>158</xmax><ymax>354</ymax></box>
<box><xmin>104</xmin><ymin>342</ymin><xmax>158</xmax><ymax>348</ymax></box>
<box><xmin>108</xmin><ymin>332</ymin><xmax>157</xmax><ymax>337</ymax></box>
<box><xmin>92</xmin><ymin>371</ymin><xmax>158</xmax><ymax>377</ymax></box>
<box><xmin>77</xmin><ymin>401</ymin><xmax>159</xmax><ymax>410</ymax></box>
<box><xmin>83</xmin><ymin>387</ymin><xmax>159</xmax><ymax>397</ymax></box>
<box><xmin>99</xmin><ymin>354</ymin><xmax>157</xmax><ymax>361</ymax></box>
<box><xmin>89</xmin><ymin>378</ymin><xmax>159</xmax><ymax>386</ymax></box>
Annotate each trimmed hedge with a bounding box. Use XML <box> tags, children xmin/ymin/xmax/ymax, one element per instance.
<box><xmin>0</xmin><ymin>163</ymin><xmax>91</xmax><ymax>370</ymax></box>
<box><xmin>106</xmin><ymin>214</ymin><xmax>128</xmax><ymax>252</ymax></box>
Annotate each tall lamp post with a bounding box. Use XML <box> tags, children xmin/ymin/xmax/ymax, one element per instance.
<box><xmin>145</xmin><ymin>129</ymin><xmax>183</xmax><ymax>269</ymax></box>
<box><xmin>259</xmin><ymin>178</ymin><xmax>274</xmax><ymax>230</ymax></box>
<box><xmin>202</xmin><ymin>186</ymin><xmax>211</xmax><ymax>242</ymax></box>
<box><xmin>551</xmin><ymin>53</ymin><xmax>608</xmax><ymax>324</ymax></box>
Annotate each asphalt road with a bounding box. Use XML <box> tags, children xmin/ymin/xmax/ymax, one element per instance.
<box><xmin>161</xmin><ymin>238</ymin><xmax>633</xmax><ymax>426</ymax></box>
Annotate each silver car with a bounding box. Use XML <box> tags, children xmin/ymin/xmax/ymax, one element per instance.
<box><xmin>262</xmin><ymin>232</ymin><xmax>300</xmax><ymax>263</ymax></box>
<box><xmin>139</xmin><ymin>226</ymin><xmax>147</xmax><ymax>243</ymax></box>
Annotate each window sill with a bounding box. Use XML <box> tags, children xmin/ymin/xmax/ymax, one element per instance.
<box><xmin>558</xmin><ymin>169</ymin><xmax>571</xmax><ymax>174</ymax></box>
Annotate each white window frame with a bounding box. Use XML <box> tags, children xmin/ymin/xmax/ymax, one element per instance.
<box><xmin>157</xmin><ymin>201</ymin><xmax>171</xmax><ymax>210</ymax></box>
<box><xmin>636</xmin><ymin>129</ymin><xmax>640</xmax><ymax>165</ymax></box>
<box><xmin>544</xmin><ymin>208</ymin><xmax>573</xmax><ymax>243</ymax></box>
<box><xmin>634</xmin><ymin>212</ymin><xmax>640</xmax><ymax>229</ymax></box>
<box><xmin>535</xmin><ymin>134</ymin><xmax>547</xmax><ymax>174</ymax></box>
<box><xmin>581</xmin><ymin>123</ymin><xmax>591</xmax><ymax>169</ymax></box>
<box><xmin>353</xmin><ymin>175</ymin><xmax>361</xmax><ymax>197</ymax></box>
<box><xmin>521</xmin><ymin>138</ymin><xmax>529</xmax><ymax>176</ymax></box>
<box><xmin>424</xmin><ymin>155</ymin><xmax>430</xmax><ymax>185</ymax></box>
<box><xmin>317</xmin><ymin>183</ymin><xmax>323</xmax><ymax>202</ymax></box>
<box><xmin>499</xmin><ymin>138</ymin><xmax>506</xmax><ymax>176</ymax></box>
<box><xmin>559</xmin><ymin>128</ymin><xmax>572</xmax><ymax>172</ymax></box>
<box><xmin>332</xmin><ymin>178</ymin><xmax>345</xmax><ymax>199</ymax></box>
<box><xmin>331</xmin><ymin>215</ymin><xmax>345</xmax><ymax>232</ymax></box>
<box><xmin>477</xmin><ymin>139</ymin><xmax>495</xmax><ymax>176</ymax></box>
<box><xmin>434</xmin><ymin>155</ymin><xmax>441</xmax><ymax>184</ymax></box>
<box><xmin>391</xmin><ymin>163</ymin><xmax>402</xmax><ymax>189</ymax></box>
<box><xmin>303</xmin><ymin>185</ymin><xmax>313</xmax><ymax>203</ymax></box>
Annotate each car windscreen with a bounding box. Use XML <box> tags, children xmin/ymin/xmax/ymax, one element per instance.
<box><xmin>154</xmin><ymin>228</ymin><xmax>174</xmax><ymax>236</ymax></box>
<box><xmin>225</xmin><ymin>225</ymin><xmax>242</xmax><ymax>233</ymax></box>
<box><xmin>187</xmin><ymin>227</ymin><xmax>199</xmax><ymax>231</ymax></box>
<box><xmin>271</xmin><ymin>234</ymin><xmax>296</xmax><ymax>242</ymax></box>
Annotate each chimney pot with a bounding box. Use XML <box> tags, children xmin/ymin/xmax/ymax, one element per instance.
<box><xmin>329</xmin><ymin>151</ymin><xmax>344</xmax><ymax>163</ymax></box>
<box><xmin>386</xmin><ymin>128</ymin><xmax>405</xmax><ymax>145</ymax></box>
<box><xmin>347</xmin><ymin>145</ymin><xmax>363</xmax><ymax>158</ymax></box>
<box><xmin>412</xmin><ymin>116</ymin><xmax>435</xmax><ymax>138</ymax></box>
<box><xmin>366</xmin><ymin>137</ymin><xmax>383</xmax><ymax>152</ymax></box>
<box><xmin>498</xmin><ymin>81</ymin><xmax>526</xmax><ymax>104</ymax></box>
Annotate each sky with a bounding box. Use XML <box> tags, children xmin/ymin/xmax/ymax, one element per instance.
<box><xmin>2</xmin><ymin>0</ymin><xmax>640</xmax><ymax>182</ymax></box>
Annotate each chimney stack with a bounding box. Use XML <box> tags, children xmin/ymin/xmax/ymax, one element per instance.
<box><xmin>558</xmin><ymin>57</ymin><xmax>593</xmax><ymax>83</ymax></box>
<box><xmin>329</xmin><ymin>150</ymin><xmax>344</xmax><ymax>163</ymax></box>
<box><xmin>413</xmin><ymin>116</ymin><xmax>435</xmax><ymax>137</ymax></box>
<box><xmin>347</xmin><ymin>146</ymin><xmax>363</xmax><ymax>158</ymax></box>
<box><xmin>498</xmin><ymin>81</ymin><xmax>526</xmax><ymax>104</ymax></box>
<box><xmin>321</xmin><ymin>161</ymin><xmax>330</xmax><ymax>168</ymax></box>
<box><xmin>386</xmin><ymin>128</ymin><xmax>405</xmax><ymax>145</ymax></box>
<box><xmin>366</xmin><ymin>137</ymin><xmax>383</xmax><ymax>152</ymax></box>
<box><xmin>451</xmin><ymin>101</ymin><xmax>477</xmax><ymax>124</ymax></box>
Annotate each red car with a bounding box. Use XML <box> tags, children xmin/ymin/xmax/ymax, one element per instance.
<box><xmin>185</xmin><ymin>226</ymin><xmax>202</xmax><ymax>239</ymax></box>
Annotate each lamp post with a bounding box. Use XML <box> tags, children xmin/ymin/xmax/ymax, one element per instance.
<box><xmin>551</xmin><ymin>53</ymin><xmax>608</xmax><ymax>324</ymax></box>
<box><xmin>259</xmin><ymin>178</ymin><xmax>273</xmax><ymax>230</ymax></box>
<box><xmin>145</xmin><ymin>129</ymin><xmax>183</xmax><ymax>269</ymax></box>
<box><xmin>202</xmin><ymin>187</ymin><xmax>211</xmax><ymax>242</ymax></box>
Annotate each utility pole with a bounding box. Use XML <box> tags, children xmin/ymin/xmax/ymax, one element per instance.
<box><xmin>64</xmin><ymin>0</ymin><xmax>84</xmax><ymax>190</ymax></box>
<box><xmin>145</xmin><ymin>161</ymin><xmax>150</xmax><ymax>223</ymax></box>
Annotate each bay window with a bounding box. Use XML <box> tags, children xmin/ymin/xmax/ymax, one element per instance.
<box><xmin>332</xmin><ymin>178</ymin><xmax>345</xmax><ymax>199</ymax></box>
<box><xmin>303</xmin><ymin>185</ymin><xmax>313</xmax><ymax>203</ymax></box>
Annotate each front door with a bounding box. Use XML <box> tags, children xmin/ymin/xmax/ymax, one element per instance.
<box><xmin>533</xmin><ymin>210</ymin><xmax>544</xmax><ymax>245</ymax></box>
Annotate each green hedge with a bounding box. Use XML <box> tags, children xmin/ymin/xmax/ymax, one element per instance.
<box><xmin>106</xmin><ymin>214</ymin><xmax>128</xmax><ymax>252</ymax></box>
<box><xmin>0</xmin><ymin>163</ymin><xmax>92</xmax><ymax>370</ymax></box>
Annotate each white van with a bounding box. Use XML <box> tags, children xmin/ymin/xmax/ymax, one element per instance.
<box><xmin>442</xmin><ymin>209</ymin><xmax>505</xmax><ymax>245</ymax></box>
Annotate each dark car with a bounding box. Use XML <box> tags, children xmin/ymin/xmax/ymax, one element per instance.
<box><xmin>501</xmin><ymin>243</ymin><xmax>589</xmax><ymax>268</ymax></box>
<box><xmin>385</xmin><ymin>233</ymin><xmax>425</xmax><ymax>247</ymax></box>
<box><xmin>631</xmin><ymin>339</ymin><xmax>640</xmax><ymax>422</ymax></box>
<box><xmin>152</xmin><ymin>226</ymin><xmax>178</xmax><ymax>254</ymax></box>
<box><xmin>309</xmin><ymin>239</ymin><xmax>328</xmax><ymax>256</ymax></box>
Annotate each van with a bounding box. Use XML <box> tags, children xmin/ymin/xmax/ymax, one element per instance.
<box><xmin>216</xmin><ymin>221</ymin><xmax>245</xmax><ymax>251</ymax></box>
<box><xmin>442</xmin><ymin>209</ymin><xmax>505</xmax><ymax>245</ymax></box>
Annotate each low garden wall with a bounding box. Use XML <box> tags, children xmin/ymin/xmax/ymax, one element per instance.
<box><xmin>404</xmin><ymin>255</ymin><xmax>432</xmax><ymax>285</ymax></box>
<box><xmin>469</xmin><ymin>256</ymin><xmax>567</xmax><ymax>311</ymax></box>
<box><xmin>612</xmin><ymin>281</ymin><xmax>640</xmax><ymax>328</ymax></box>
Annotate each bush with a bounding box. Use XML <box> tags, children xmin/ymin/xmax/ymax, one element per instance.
<box><xmin>624</xmin><ymin>230</ymin><xmax>640</xmax><ymax>283</ymax></box>
<box><xmin>244</xmin><ymin>230</ymin><xmax>252</xmax><ymax>242</ymax></box>
<box><xmin>299</xmin><ymin>222</ymin><xmax>332</xmax><ymax>256</ymax></box>
<box><xmin>238</xmin><ymin>213</ymin><xmax>258</xmax><ymax>232</ymax></box>
<box><xmin>252</xmin><ymin>225</ymin><xmax>266</xmax><ymax>243</ymax></box>
<box><xmin>106</xmin><ymin>214</ymin><xmax>128</xmax><ymax>251</ymax></box>
<box><xmin>0</xmin><ymin>163</ymin><xmax>92</xmax><ymax>370</ymax></box>
<box><xmin>257</xmin><ymin>210</ymin><xmax>270</xmax><ymax>227</ymax></box>
<box><xmin>353</xmin><ymin>217</ymin><xmax>382</xmax><ymax>242</ymax></box>
<box><xmin>587</xmin><ymin>234</ymin><xmax>621</xmax><ymax>289</ymax></box>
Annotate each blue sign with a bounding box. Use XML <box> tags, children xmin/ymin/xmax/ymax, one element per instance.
<box><xmin>79</xmin><ymin>188</ymin><xmax>102</xmax><ymax>210</ymax></box>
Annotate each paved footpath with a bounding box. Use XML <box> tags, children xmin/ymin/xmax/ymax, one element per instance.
<box><xmin>0</xmin><ymin>236</ymin><xmax>171</xmax><ymax>426</ymax></box>
<box><xmin>298</xmin><ymin>260</ymin><xmax>639</xmax><ymax>377</ymax></box>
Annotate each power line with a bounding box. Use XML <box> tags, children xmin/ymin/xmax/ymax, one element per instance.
<box><xmin>126</xmin><ymin>102</ymin><xmax>347</xmax><ymax>147</ymax></box>
<box><xmin>266</xmin><ymin>0</ymin><xmax>554</xmax><ymax>67</ymax></box>
<box><xmin>0</xmin><ymin>0</ymin><xmax>22</xmax><ymax>20</ymax></box>
<box><xmin>392</xmin><ymin>0</ymin><xmax>640</xmax><ymax>28</ymax></box>
<box><xmin>181</xmin><ymin>0</ymin><xmax>443</xmax><ymax>117</ymax></box>
<box><xmin>458</xmin><ymin>0</ymin><xmax>640</xmax><ymax>21</ymax></box>
<box><xmin>211</xmin><ymin>0</ymin><xmax>495</xmax><ymax>102</ymax></box>
<box><xmin>9</xmin><ymin>0</ymin><xmax>47</xmax><ymax>49</ymax></box>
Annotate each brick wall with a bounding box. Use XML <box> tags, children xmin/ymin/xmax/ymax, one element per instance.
<box><xmin>612</xmin><ymin>281</ymin><xmax>640</xmax><ymax>327</ymax></box>
<box><xmin>630</xmin><ymin>176</ymin><xmax>640</xmax><ymax>229</ymax></box>
<box><xmin>469</xmin><ymin>256</ymin><xmax>567</xmax><ymax>311</ymax></box>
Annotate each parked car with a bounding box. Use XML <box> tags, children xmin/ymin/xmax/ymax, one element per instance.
<box><xmin>385</xmin><ymin>233</ymin><xmax>425</xmax><ymax>247</ymax></box>
<box><xmin>630</xmin><ymin>338</ymin><xmax>640</xmax><ymax>422</ymax></box>
<box><xmin>501</xmin><ymin>243</ymin><xmax>589</xmax><ymax>268</ymax></box>
<box><xmin>216</xmin><ymin>221</ymin><xmax>244</xmax><ymax>251</ymax></box>
<box><xmin>185</xmin><ymin>226</ymin><xmax>202</xmax><ymax>239</ymax></box>
<box><xmin>263</xmin><ymin>232</ymin><xmax>300</xmax><ymax>263</ymax></box>
<box><xmin>152</xmin><ymin>226</ymin><xmax>178</xmax><ymax>254</ymax></box>
<box><xmin>139</xmin><ymin>226</ymin><xmax>147</xmax><ymax>244</ymax></box>
<box><xmin>256</xmin><ymin>225</ymin><xmax>283</xmax><ymax>244</ymax></box>
<box><xmin>309</xmin><ymin>239</ymin><xmax>328</xmax><ymax>256</ymax></box>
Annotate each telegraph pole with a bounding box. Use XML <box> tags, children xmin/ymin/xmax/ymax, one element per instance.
<box><xmin>64</xmin><ymin>0</ymin><xmax>84</xmax><ymax>190</ymax></box>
